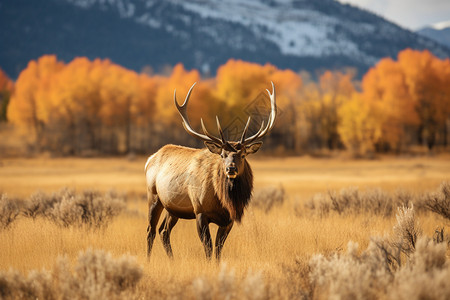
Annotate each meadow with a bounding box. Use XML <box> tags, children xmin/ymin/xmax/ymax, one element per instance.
<box><xmin>0</xmin><ymin>154</ymin><xmax>449</xmax><ymax>299</ymax></box>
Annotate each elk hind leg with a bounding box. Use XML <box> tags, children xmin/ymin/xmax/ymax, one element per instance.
<box><xmin>159</xmin><ymin>212</ymin><xmax>179</xmax><ymax>258</ymax></box>
<box><xmin>147</xmin><ymin>194</ymin><xmax>163</xmax><ymax>258</ymax></box>
<box><xmin>196</xmin><ymin>213</ymin><xmax>213</xmax><ymax>259</ymax></box>
<box><xmin>215</xmin><ymin>222</ymin><xmax>233</xmax><ymax>261</ymax></box>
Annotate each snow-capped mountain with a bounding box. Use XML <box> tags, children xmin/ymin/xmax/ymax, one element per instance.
<box><xmin>417</xmin><ymin>21</ymin><xmax>450</xmax><ymax>49</ymax></box>
<box><xmin>1</xmin><ymin>0</ymin><xmax>449</xmax><ymax>78</ymax></box>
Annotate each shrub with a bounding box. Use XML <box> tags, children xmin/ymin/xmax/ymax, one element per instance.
<box><xmin>302</xmin><ymin>193</ymin><xmax>331</xmax><ymax>217</ymax></box>
<box><xmin>2</xmin><ymin>188</ymin><xmax>126</xmax><ymax>230</ymax></box>
<box><xmin>389</xmin><ymin>237</ymin><xmax>450</xmax><ymax>300</ymax></box>
<box><xmin>0</xmin><ymin>249</ymin><xmax>143</xmax><ymax>300</ymax></box>
<box><xmin>391</xmin><ymin>205</ymin><xmax>422</xmax><ymax>257</ymax></box>
<box><xmin>0</xmin><ymin>193</ymin><xmax>21</xmax><ymax>229</ymax></box>
<box><xmin>28</xmin><ymin>188</ymin><xmax>126</xmax><ymax>229</ymax></box>
<box><xmin>305</xmin><ymin>182</ymin><xmax>450</xmax><ymax>220</ymax></box>
<box><xmin>191</xmin><ymin>264</ymin><xmax>268</xmax><ymax>300</ymax></box>
<box><xmin>307</xmin><ymin>205</ymin><xmax>450</xmax><ymax>300</ymax></box>
<box><xmin>22</xmin><ymin>191</ymin><xmax>59</xmax><ymax>219</ymax></box>
<box><xmin>305</xmin><ymin>187</ymin><xmax>414</xmax><ymax>217</ymax></box>
<box><xmin>421</xmin><ymin>182</ymin><xmax>450</xmax><ymax>221</ymax></box>
<box><xmin>277</xmin><ymin>259</ymin><xmax>312</xmax><ymax>299</ymax></box>
<box><xmin>252</xmin><ymin>185</ymin><xmax>285</xmax><ymax>213</ymax></box>
<box><xmin>72</xmin><ymin>249</ymin><xmax>143</xmax><ymax>299</ymax></box>
<box><xmin>309</xmin><ymin>241</ymin><xmax>392</xmax><ymax>300</ymax></box>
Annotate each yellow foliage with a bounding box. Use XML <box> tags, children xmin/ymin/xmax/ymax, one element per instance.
<box><xmin>0</xmin><ymin>68</ymin><xmax>13</xmax><ymax>92</ymax></box>
<box><xmin>338</xmin><ymin>93</ymin><xmax>378</xmax><ymax>155</ymax></box>
<box><xmin>154</xmin><ymin>63</ymin><xmax>201</xmax><ymax>124</ymax></box>
<box><xmin>360</xmin><ymin>49</ymin><xmax>450</xmax><ymax>151</ymax></box>
<box><xmin>4</xmin><ymin>51</ymin><xmax>449</xmax><ymax>155</ymax></box>
<box><xmin>7</xmin><ymin>55</ymin><xmax>64</xmax><ymax>131</ymax></box>
<box><xmin>215</xmin><ymin>59</ymin><xmax>272</xmax><ymax>109</ymax></box>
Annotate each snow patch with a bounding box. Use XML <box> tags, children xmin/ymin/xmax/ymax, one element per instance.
<box><xmin>431</xmin><ymin>20</ymin><xmax>450</xmax><ymax>30</ymax></box>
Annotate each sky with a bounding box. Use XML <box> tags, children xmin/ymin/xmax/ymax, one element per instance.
<box><xmin>337</xmin><ymin>0</ymin><xmax>450</xmax><ymax>30</ymax></box>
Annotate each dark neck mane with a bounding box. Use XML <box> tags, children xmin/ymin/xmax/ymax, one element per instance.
<box><xmin>213</xmin><ymin>160</ymin><xmax>253</xmax><ymax>222</ymax></box>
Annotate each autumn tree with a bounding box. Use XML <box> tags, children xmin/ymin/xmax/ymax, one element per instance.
<box><xmin>355</xmin><ymin>49</ymin><xmax>450</xmax><ymax>152</ymax></box>
<box><xmin>7</xmin><ymin>55</ymin><xmax>65</xmax><ymax>148</ymax></box>
<box><xmin>43</xmin><ymin>57</ymin><xmax>106</xmax><ymax>154</ymax></box>
<box><xmin>215</xmin><ymin>59</ymin><xmax>302</xmax><ymax>152</ymax></box>
<box><xmin>7</xmin><ymin>56</ymin><xmax>160</xmax><ymax>154</ymax></box>
<box><xmin>6</xmin><ymin>51</ymin><xmax>447</xmax><ymax>156</ymax></box>
<box><xmin>132</xmin><ymin>73</ymin><xmax>158</xmax><ymax>151</ymax></box>
<box><xmin>357</xmin><ymin>58</ymin><xmax>415</xmax><ymax>152</ymax></box>
<box><xmin>153</xmin><ymin>64</ymin><xmax>202</xmax><ymax>146</ymax></box>
<box><xmin>318</xmin><ymin>70</ymin><xmax>356</xmax><ymax>150</ymax></box>
<box><xmin>397</xmin><ymin>49</ymin><xmax>450</xmax><ymax>149</ymax></box>
<box><xmin>215</xmin><ymin>60</ymin><xmax>272</xmax><ymax>144</ymax></box>
<box><xmin>298</xmin><ymin>70</ymin><xmax>356</xmax><ymax>152</ymax></box>
<box><xmin>0</xmin><ymin>68</ymin><xmax>14</xmax><ymax>122</ymax></box>
<box><xmin>338</xmin><ymin>93</ymin><xmax>379</xmax><ymax>155</ymax></box>
<box><xmin>297</xmin><ymin>75</ymin><xmax>323</xmax><ymax>150</ymax></box>
<box><xmin>270</xmin><ymin>68</ymin><xmax>303</xmax><ymax>152</ymax></box>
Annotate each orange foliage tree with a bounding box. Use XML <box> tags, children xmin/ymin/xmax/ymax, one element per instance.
<box><xmin>43</xmin><ymin>57</ymin><xmax>106</xmax><ymax>153</ymax></box>
<box><xmin>318</xmin><ymin>70</ymin><xmax>356</xmax><ymax>150</ymax></box>
<box><xmin>339</xmin><ymin>49</ymin><xmax>450</xmax><ymax>154</ymax></box>
<box><xmin>355</xmin><ymin>49</ymin><xmax>450</xmax><ymax>152</ymax></box>
<box><xmin>7</xmin><ymin>56</ymin><xmax>159</xmax><ymax>154</ymax></box>
<box><xmin>7</xmin><ymin>55</ymin><xmax>65</xmax><ymax>148</ymax></box>
<box><xmin>362</xmin><ymin>57</ymin><xmax>420</xmax><ymax>151</ymax></box>
<box><xmin>299</xmin><ymin>70</ymin><xmax>356</xmax><ymax>151</ymax></box>
<box><xmin>0</xmin><ymin>68</ymin><xmax>14</xmax><ymax>122</ymax></box>
<box><xmin>215</xmin><ymin>59</ymin><xmax>302</xmax><ymax>151</ymax></box>
<box><xmin>4</xmin><ymin>50</ymin><xmax>449</xmax><ymax>156</ymax></box>
<box><xmin>397</xmin><ymin>49</ymin><xmax>450</xmax><ymax>149</ymax></box>
<box><xmin>338</xmin><ymin>93</ymin><xmax>379</xmax><ymax>155</ymax></box>
<box><xmin>151</xmin><ymin>64</ymin><xmax>203</xmax><ymax>147</ymax></box>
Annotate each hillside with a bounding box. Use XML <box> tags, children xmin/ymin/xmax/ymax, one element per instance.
<box><xmin>1</xmin><ymin>0</ymin><xmax>449</xmax><ymax>78</ymax></box>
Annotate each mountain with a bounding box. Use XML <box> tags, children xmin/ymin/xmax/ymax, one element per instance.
<box><xmin>417</xmin><ymin>21</ymin><xmax>450</xmax><ymax>49</ymax></box>
<box><xmin>1</xmin><ymin>0</ymin><xmax>449</xmax><ymax>79</ymax></box>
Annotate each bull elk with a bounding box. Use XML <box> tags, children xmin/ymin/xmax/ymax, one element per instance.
<box><xmin>145</xmin><ymin>82</ymin><xmax>276</xmax><ymax>260</ymax></box>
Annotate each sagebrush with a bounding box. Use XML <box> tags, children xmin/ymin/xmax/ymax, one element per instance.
<box><xmin>308</xmin><ymin>205</ymin><xmax>450</xmax><ymax>300</ymax></box>
<box><xmin>47</xmin><ymin>189</ymin><xmax>125</xmax><ymax>228</ymax></box>
<box><xmin>1</xmin><ymin>189</ymin><xmax>126</xmax><ymax>230</ymax></box>
<box><xmin>422</xmin><ymin>182</ymin><xmax>450</xmax><ymax>221</ymax></box>
<box><xmin>0</xmin><ymin>249</ymin><xmax>143</xmax><ymax>300</ymax></box>
<box><xmin>2</xmin><ymin>182</ymin><xmax>450</xmax><ymax>299</ymax></box>
<box><xmin>303</xmin><ymin>183</ymin><xmax>450</xmax><ymax>219</ymax></box>
<box><xmin>0</xmin><ymin>194</ymin><xmax>21</xmax><ymax>229</ymax></box>
<box><xmin>251</xmin><ymin>185</ymin><xmax>285</xmax><ymax>213</ymax></box>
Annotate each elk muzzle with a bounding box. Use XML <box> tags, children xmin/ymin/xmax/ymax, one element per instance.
<box><xmin>226</xmin><ymin>166</ymin><xmax>237</xmax><ymax>179</ymax></box>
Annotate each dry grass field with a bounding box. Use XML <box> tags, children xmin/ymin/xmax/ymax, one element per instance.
<box><xmin>0</xmin><ymin>154</ymin><xmax>449</xmax><ymax>299</ymax></box>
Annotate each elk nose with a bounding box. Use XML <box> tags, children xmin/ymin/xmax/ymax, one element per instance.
<box><xmin>226</xmin><ymin>166</ymin><xmax>237</xmax><ymax>173</ymax></box>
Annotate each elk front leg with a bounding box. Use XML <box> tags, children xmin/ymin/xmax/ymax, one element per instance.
<box><xmin>196</xmin><ymin>213</ymin><xmax>213</xmax><ymax>259</ymax></box>
<box><xmin>147</xmin><ymin>196</ymin><xmax>163</xmax><ymax>258</ymax></box>
<box><xmin>158</xmin><ymin>212</ymin><xmax>179</xmax><ymax>258</ymax></box>
<box><xmin>215</xmin><ymin>221</ymin><xmax>233</xmax><ymax>261</ymax></box>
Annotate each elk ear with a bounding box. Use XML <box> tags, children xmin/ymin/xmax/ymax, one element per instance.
<box><xmin>204</xmin><ymin>142</ymin><xmax>222</xmax><ymax>154</ymax></box>
<box><xmin>245</xmin><ymin>141</ymin><xmax>263</xmax><ymax>155</ymax></box>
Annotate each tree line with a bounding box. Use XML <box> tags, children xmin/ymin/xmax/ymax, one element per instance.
<box><xmin>0</xmin><ymin>49</ymin><xmax>449</xmax><ymax>156</ymax></box>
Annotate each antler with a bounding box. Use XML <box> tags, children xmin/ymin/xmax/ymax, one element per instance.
<box><xmin>175</xmin><ymin>81</ymin><xmax>276</xmax><ymax>147</ymax></box>
<box><xmin>241</xmin><ymin>81</ymin><xmax>277</xmax><ymax>145</ymax></box>
<box><xmin>174</xmin><ymin>82</ymin><xmax>225</xmax><ymax>146</ymax></box>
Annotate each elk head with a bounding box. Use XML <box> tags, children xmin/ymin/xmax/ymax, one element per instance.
<box><xmin>175</xmin><ymin>82</ymin><xmax>276</xmax><ymax>179</ymax></box>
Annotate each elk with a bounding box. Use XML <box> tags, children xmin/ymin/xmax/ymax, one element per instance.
<box><xmin>145</xmin><ymin>82</ymin><xmax>276</xmax><ymax>260</ymax></box>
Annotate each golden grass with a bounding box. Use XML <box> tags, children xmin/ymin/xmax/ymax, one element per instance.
<box><xmin>1</xmin><ymin>154</ymin><xmax>449</xmax><ymax>198</ymax></box>
<box><xmin>1</xmin><ymin>154</ymin><xmax>449</xmax><ymax>298</ymax></box>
